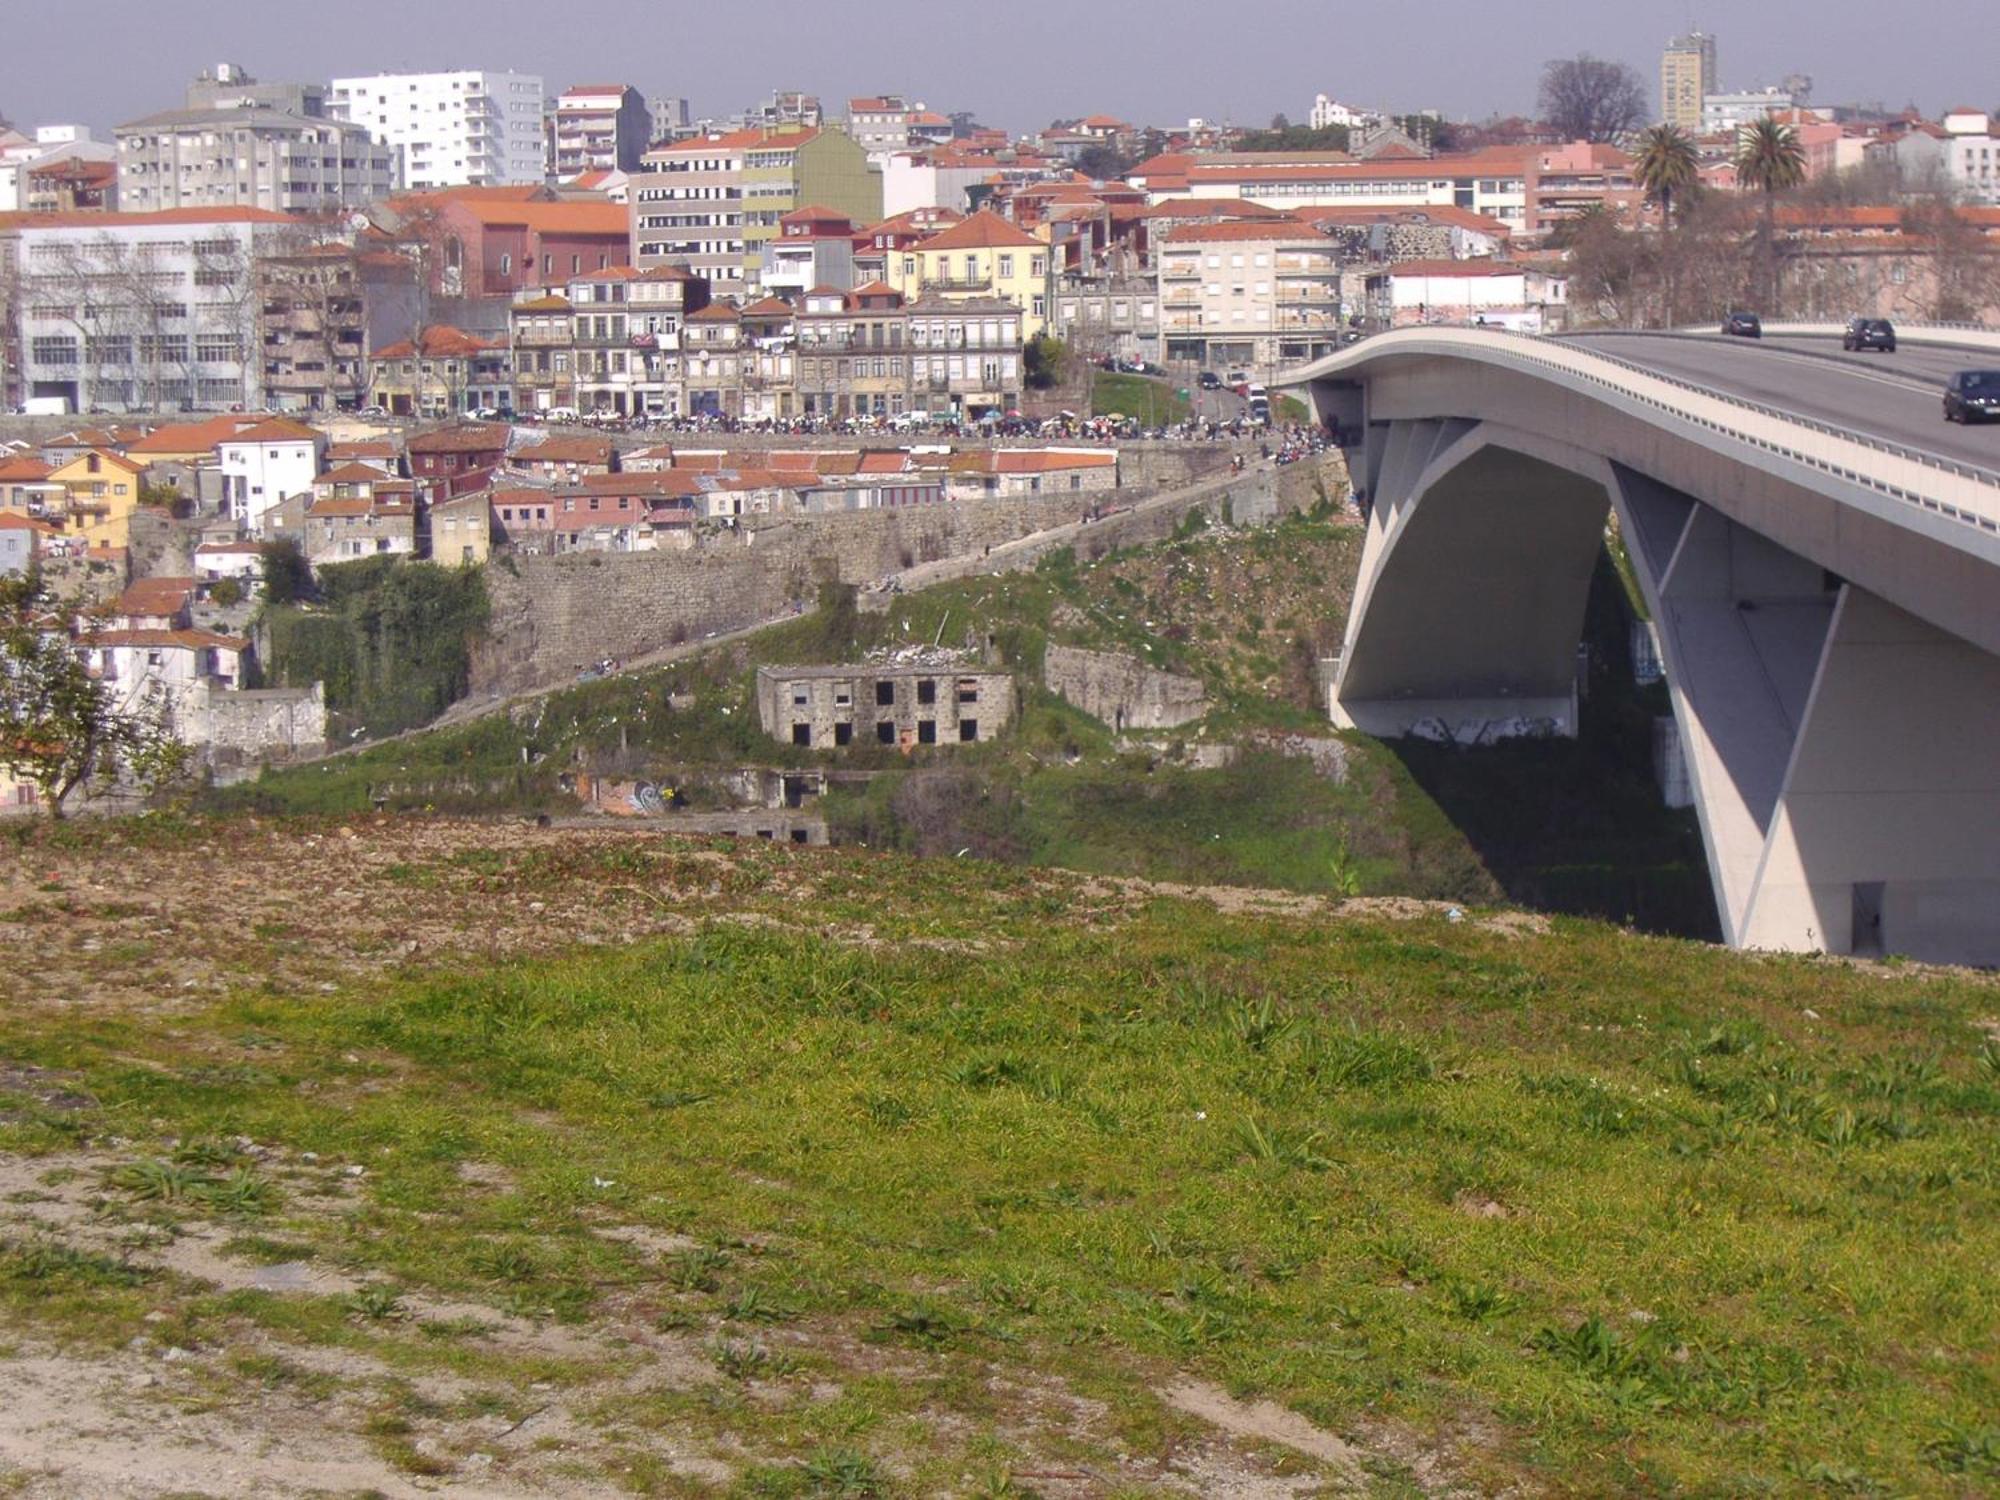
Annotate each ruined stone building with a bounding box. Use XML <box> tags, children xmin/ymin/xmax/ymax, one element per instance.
<box><xmin>755</xmin><ymin>662</ymin><xmax>1015</xmax><ymax>749</ymax></box>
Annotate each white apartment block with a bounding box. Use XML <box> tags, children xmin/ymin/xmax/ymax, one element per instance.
<box><xmin>1156</xmin><ymin>222</ymin><xmax>1343</xmax><ymax>371</ymax></box>
<box><xmin>116</xmin><ymin>108</ymin><xmax>397</xmax><ymax>212</ymax></box>
<box><xmin>1700</xmin><ymin>88</ymin><xmax>1797</xmax><ymax>136</ymax></box>
<box><xmin>1308</xmin><ymin>95</ymin><xmax>1371</xmax><ymax>132</ymax></box>
<box><xmin>330</xmin><ymin>70</ymin><xmax>544</xmax><ymax>189</ymax></box>
<box><xmin>1943</xmin><ymin>110</ymin><xmax>2000</xmax><ymax>203</ymax></box>
<box><xmin>3</xmin><ymin>209</ymin><xmax>285</xmax><ymax>413</ymax></box>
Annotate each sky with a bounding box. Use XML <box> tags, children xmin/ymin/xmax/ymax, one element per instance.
<box><xmin>8</xmin><ymin>0</ymin><xmax>1997</xmax><ymax>140</ymax></box>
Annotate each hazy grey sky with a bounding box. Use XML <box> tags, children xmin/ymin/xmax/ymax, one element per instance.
<box><xmin>9</xmin><ymin>0</ymin><xmax>1996</xmax><ymax>138</ymax></box>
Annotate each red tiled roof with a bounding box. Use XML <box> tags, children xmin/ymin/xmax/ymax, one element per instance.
<box><xmin>112</xmin><ymin>576</ymin><xmax>196</xmax><ymax>617</ymax></box>
<box><xmin>220</xmin><ymin>419</ymin><xmax>321</xmax><ymax>446</ymax></box>
<box><xmin>407</xmin><ymin>426</ymin><xmax>507</xmax><ymax>454</ymax></box>
<box><xmin>373</xmin><ymin>327</ymin><xmax>501</xmax><ymax>359</ymax></box>
<box><xmin>126</xmin><ymin>416</ymin><xmax>262</xmax><ymax>455</ymax></box>
<box><xmin>83</xmin><ymin>627</ymin><xmax>248</xmax><ymax>651</ymax></box>
<box><xmin>686</xmin><ymin>303</ymin><xmax>743</xmax><ymax>322</ymax></box>
<box><xmin>0</xmin><ymin>457</ymin><xmax>55</xmax><ymax>481</ymax></box>
<box><xmin>949</xmin><ymin>450</ymin><xmax>1118</xmax><ymax>475</ymax></box>
<box><xmin>513</xmin><ymin>437</ymin><xmax>615</xmax><ymax>466</ymax></box>
<box><xmin>912</xmin><ymin>210</ymin><xmax>1042</xmax><ymax>252</ymax></box>
<box><xmin>0</xmin><ymin>207</ymin><xmax>292</xmax><ymax>229</ymax></box>
<box><xmin>317</xmin><ymin>462</ymin><xmax>390</xmax><ymax>485</ymax></box>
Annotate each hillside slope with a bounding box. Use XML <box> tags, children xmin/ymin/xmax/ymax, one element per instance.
<box><xmin>1</xmin><ymin>816</ymin><xmax>1994</xmax><ymax>1497</ymax></box>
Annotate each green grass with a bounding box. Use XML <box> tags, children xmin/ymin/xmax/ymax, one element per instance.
<box><xmin>2</xmin><ymin>848</ymin><xmax>1996</xmax><ymax>1494</ymax></box>
<box><xmin>1089</xmin><ymin>370</ymin><xmax>1191</xmax><ymax>425</ymax></box>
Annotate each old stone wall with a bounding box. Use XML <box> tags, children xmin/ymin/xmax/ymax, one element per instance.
<box><xmin>477</xmin><ymin>489</ymin><xmax>1140</xmax><ymax>692</ymax></box>
<box><xmin>1043</xmin><ymin>644</ymin><xmax>1207</xmax><ymax>730</ymax></box>
<box><xmin>471</xmin><ymin>448</ymin><xmax>1348</xmax><ymax>697</ymax></box>
<box><xmin>185</xmin><ymin>680</ymin><xmax>327</xmax><ymax>766</ymax></box>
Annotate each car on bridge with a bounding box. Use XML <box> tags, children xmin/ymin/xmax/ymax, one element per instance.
<box><xmin>1722</xmin><ymin>310</ymin><xmax>1763</xmax><ymax>339</ymax></box>
<box><xmin>1842</xmin><ymin>317</ymin><xmax>1897</xmax><ymax>353</ymax></box>
<box><xmin>1943</xmin><ymin>369</ymin><xmax>2000</xmax><ymax>424</ymax></box>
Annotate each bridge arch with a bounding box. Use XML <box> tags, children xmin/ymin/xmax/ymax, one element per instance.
<box><xmin>1293</xmin><ymin>331</ymin><xmax>2000</xmax><ymax>965</ymax></box>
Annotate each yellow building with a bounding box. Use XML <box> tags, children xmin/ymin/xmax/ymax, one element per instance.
<box><xmin>886</xmin><ymin>211</ymin><xmax>1052</xmax><ymax>336</ymax></box>
<box><xmin>44</xmin><ymin>449</ymin><xmax>147</xmax><ymax>550</ymax></box>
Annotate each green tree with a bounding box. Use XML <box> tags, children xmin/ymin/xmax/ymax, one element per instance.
<box><xmin>1736</xmin><ymin>119</ymin><xmax>1807</xmax><ymax>310</ymax></box>
<box><xmin>0</xmin><ymin>577</ymin><xmax>189</xmax><ymax>818</ymax></box>
<box><xmin>1633</xmin><ymin>124</ymin><xmax>1701</xmax><ymax>325</ymax></box>
<box><xmin>1024</xmin><ymin>334</ymin><xmax>1068</xmax><ymax>391</ymax></box>
<box><xmin>259</xmin><ymin>538</ymin><xmax>313</xmax><ymax>606</ymax></box>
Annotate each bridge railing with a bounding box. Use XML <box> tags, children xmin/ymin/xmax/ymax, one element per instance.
<box><xmin>1281</xmin><ymin>328</ymin><xmax>2000</xmax><ymax>536</ymax></box>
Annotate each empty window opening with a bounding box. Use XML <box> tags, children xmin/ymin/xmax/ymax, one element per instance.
<box><xmin>876</xmin><ymin>721</ymin><xmax>896</xmax><ymax>744</ymax></box>
<box><xmin>917</xmin><ymin>719</ymin><xmax>937</xmax><ymax>744</ymax></box>
<box><xmin>833</xmin><ymin>722</ymin><xmax>853</xmax><ymax>746</ymax></box>
<box><xmin>917</xmin><ymin>679</ymin><xmax>937</xmax><ymax>705</ymax></box>
<box><xmin>875</xmin><ymin>681</ymin><xmax>895</xmax><ymax>706</ymax></box>
<box><xmin>791</xmin><ymin>723</ymin><xmax>811</xmax><ymax>747</ymax></box>
<box><xmin>790</xmin><ymin>828</ymin><xmax>809</xmax><ymax>844</ymax></box>
<box><xmin>959</xmin><ymin>718</ymin><xmax>979</xmax><ymax>742</ymax></box>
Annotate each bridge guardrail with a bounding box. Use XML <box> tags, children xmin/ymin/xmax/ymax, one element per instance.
<box><xmin>1280</xmin><ymin>328</ymin><xmax>2000</xmax><ymax>536</ymax></box>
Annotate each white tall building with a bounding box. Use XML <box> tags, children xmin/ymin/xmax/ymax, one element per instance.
<box><xmin>329</xmin><ymin>70</ymin><xmax>544</xmax><ymax>189</ymax></box>
<box><xmin>1942</xmin><ymin>109</ymin><xmax>2000</xmax><ymax>204</ymax></box>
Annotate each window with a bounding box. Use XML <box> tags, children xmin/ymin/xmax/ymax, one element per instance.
<box><xmin>917</xmin><ymin>720</ymin><xmax>937</xmax><ymax>745</ymax></box>
<box><xmin>875</xmin><ymin>680</ymin><xmax>895</xmax><ymax>706</ymax></box>
<box><xmin>833</xmin><ymin>723</ymin><xmax>852</xmax><ymax>746</ymax></box>
<box><xmin>876</xmin><ymin>721</ymin><xmax>895</xmax><ymax>744</ymax></box>
<box><xmin>917</xmin><ymin>679</ymin><xmax>936</xmax><ymax>706</ymax></box>
<box><xmin>791</xmin><ymin>724</ymin><xmax>811</xmax><ymax>746</ymax></box>
<box><xmin>959</xmin><ymin>719</ymin><xmax>978</xmax><ymax>742</ymax></box>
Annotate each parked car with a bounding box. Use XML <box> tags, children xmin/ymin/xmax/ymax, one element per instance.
<box><xmin>1198</xmin><ymin>370</ymin><xmax>1221</xmax><ymax>390</ymax></box>
<box><xmin>1943</xmin><ymin>369</ymin><xmax>2000</xmax><ymax>424</ymax></box>
<box><xmin>1722</xmin><ymin>311</ymin><xmax>1763</xmax><ymax>339</ymax></box>
<box><xmin>1842</xmin><ymin>317</ymin><xmax>1896</xmax><ymax>353</ymax></box>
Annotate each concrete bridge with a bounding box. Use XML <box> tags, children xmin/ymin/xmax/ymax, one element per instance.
<box><xmin>1283</xmin><ymin>326</ymin><xmax>2000</xmax><ymax>965</ymax></box>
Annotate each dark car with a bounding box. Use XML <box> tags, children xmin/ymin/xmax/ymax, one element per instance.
<box><xmin>1842</xmin><ymin>317</ymin><xmax>1897</xmax><ymax>353</ymax></box>
<box><xmin>1722</xmin><ymin>311</ymin><xmax>1763</xmax><ymax>339</ymax></box>
<box><xmin>1943</xmin><ymin>369</ymin><xmax>2000</xmax><ymax>424</ymax></box>
<box><xmin>1198</xmin><ymin>370</ymin><xmax>1221</xmax><ymax>389</ymax></box>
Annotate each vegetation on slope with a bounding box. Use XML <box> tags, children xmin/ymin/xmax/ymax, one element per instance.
<box><xmin>263</xmin><ymin>556</ymin><xmax>490</xmax><ymax>739</ymax></box>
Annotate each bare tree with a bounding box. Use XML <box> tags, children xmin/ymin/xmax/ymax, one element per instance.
<box><xmin>1538</xmin><ymin>55</ymin><xmax>1647</xmax><ymax>143</ymax></box>
<box><xmin>1901</xmin><ymin>195</ymin><xmax>2000</xmax><ymax>323</ymax></box>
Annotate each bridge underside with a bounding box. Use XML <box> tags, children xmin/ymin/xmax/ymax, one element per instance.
<box><xmin>1323</xmin><ymin>396</ymin><xmax>2000</xmax><ymax>966</ymax></box>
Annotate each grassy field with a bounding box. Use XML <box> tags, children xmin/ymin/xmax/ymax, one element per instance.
<box><xmin>1090</xmin><ymin>371</ymin><xmax>1191</xmax><ymax>426</ymax></box>
<box><xmin>1</xmin><ymin>817</ymin><xmax>1996</xmax><ymax>1496</ymax></box>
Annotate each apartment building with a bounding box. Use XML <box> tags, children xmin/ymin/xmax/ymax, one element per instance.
<box><xmin>887</xmin><ymin>210</ymin><xmax>1051</xmax><ymax>335</ymax></box>
<box><xmin>507</xmin><ymin>263</ymin><xmax>710</xmax><ymax>418</ymax></box>
<box><xmin>1156</xmin><ymin>221</ymin><xmax>1343</xmax><ymax>371</ymax></box>
<box><xmin>115</xmin><ymin>108</ymin><xmax>396</xmax><ymax>212</ymax></box>
<box><xmin>330</xmin><ymin>71</ymin><xmax>545</xmax><ymax>189</ymax></box>
<box><xmin>794</xmin><ymin>284</ymin><xmax>1025</xmax><ymax>420</ymax></box>
<box><xmin>631</xmin><ymin>126</ymin><xmax>880</xmax><ymax>295</ymax></box>
<box><xmin>1943</xmin><ymin>109</ymin><xmax>2000</xmax><ymax>204</ymax></box>
<box><xmin>0</xmin><ymin>128</ymin><xmax>116</xmax><ymax>213</ymax></box>
<box><xmin>256</xmin><ymin>243</ymin><xmax>422</xmax><ymax>413</ymax></box>
<box><xmin>368</xmin><ymin>327</ymin><xmax>511</xmax><ymax>417</ymax></box>
<box><xmin>760</xmin><ymin>207</ymin><xmax>857</xmax><ymax>297</ymax></box>
<box><xmin>550</xmin><ymin>84</ymin><xmax>652</xmax><ymax>179</ymax></box>
<box><xmin>1662</xmin><ymin>32</ymin><xmax>1718</xmax><ymax>132</ymax></box>
<box><xmin>1</xmin><ymin>207</ymin><xmax>288</xmax><ymax>412</ymax></box>
<box><xmin>847</xmin><ymin>96</ymin><xmax>913</xmax><ymax>154</ymax></box>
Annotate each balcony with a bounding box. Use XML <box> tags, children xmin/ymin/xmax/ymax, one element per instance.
<box><xmin>513</xmin><ymin>328</ymin><xmax>573</xmax><ymax>347</ymax></box>
<box><xmin>927</xmin><ymin>275</ymin><xmax>991</xmax><ymax>292</ymax></box>
<box><xmin>1162</xmin><ymin>294</ymin><xmax>1202</xmax><ymax>309</ymax></box>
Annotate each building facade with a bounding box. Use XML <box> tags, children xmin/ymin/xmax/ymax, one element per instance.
<box><xmin>115</xmin><ymin>107</ymin><xmax>396</xmax><ymax>212</ymax></box>
<box><xmin>1</xmin><ymin>208</ymin><xmax>286</xmax><ymax>412</ymax></box>
<box><xmin>1662</xmin><ymin>32</ymin><xmax>1718</xmax><ymax>132</ymax></box>
<box><xmin>257</xmin><ymin>244</ymin><xmax>422</xmax><ymax>412</ymax></box>
<box><xmin>330</xmin><ymin>71</ymin><xmax>546</xmax><ymax>189</ymax></box>
<box><xmin>756</xmin><ymin>662</ymin><xmax>1016</xmax><ymax>749</ymax></box>
<box><xmin>1156</xmin><ymin>221</ymin><xmax>1343</xmax><ymax>370</ymax></box>
<box><xmin>631</xmin><ymin>126</ymin><xmax>880</xmax><ymax>295</ymax></box>
<box><xmin>550</xmin><ymin>84</ymin><xmax>652</xmax><ymax>178</ymax></box>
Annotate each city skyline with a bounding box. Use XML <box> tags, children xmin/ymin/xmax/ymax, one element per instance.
<box><xmin>6</xmin><ymin>0</ymin><xmax>1996</xmax><ymax>141</ymax></box>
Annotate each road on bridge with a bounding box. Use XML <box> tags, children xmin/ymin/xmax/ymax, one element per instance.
<box><xmin>1561</xmin><ymin>331</ymin><xmax>2000</xmax><ymax>471</ymax></box>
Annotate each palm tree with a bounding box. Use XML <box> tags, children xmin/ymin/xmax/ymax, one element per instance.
<box><xmin>1633</xmin><ymin>125</ymin><xmax>1700</xmax><ymax>326</ymax></box>
<box><xmin>1736</xmin><ymin>119</ymin><xmax>1807</xmax><ymax>312</ymax></box>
